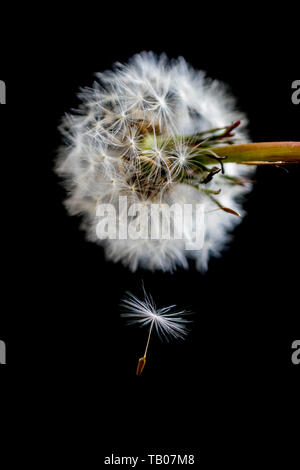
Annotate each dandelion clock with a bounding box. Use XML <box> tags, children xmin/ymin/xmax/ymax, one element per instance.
<box><xmin>56</xmin><ymin>52</ymin><xmax>300</xmax><ymax>272</ymax></box>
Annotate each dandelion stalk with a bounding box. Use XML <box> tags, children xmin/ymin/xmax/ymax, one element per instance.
<box><xmin>193</xmin><ymin>142</ymin><xmax>300</xmax><ymax>166</ymax></box>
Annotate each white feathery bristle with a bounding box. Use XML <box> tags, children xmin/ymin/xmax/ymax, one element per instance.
<box><xmin>121</xmin><ymin>288</ymin><xmax>190</xmax><ymax>341</ymax></box>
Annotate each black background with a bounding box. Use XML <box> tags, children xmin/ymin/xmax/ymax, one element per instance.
<box><xmin>1</xmin><ymin>6</ymin><xmax>299</xmax><ymax>468</ymax></box>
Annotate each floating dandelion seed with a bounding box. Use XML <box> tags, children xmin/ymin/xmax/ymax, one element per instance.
<box><xmin>57</xmin><ymin>52</ymin><xmax>300</xmax><ymax>272</ymax></box>
<box><xmin>121</xmin><ymin>288</ymin><xmax>191</xmax><ymax>375</ymax></box>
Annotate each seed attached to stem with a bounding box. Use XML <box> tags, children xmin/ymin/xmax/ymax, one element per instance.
<box><xmin>136</xmin><ymin>357</ymin><xmax>146</xmax><ymax>376</ymax></box>
<box><xmin>121</xmin><ymin>287</ymin><xmax>191</xmax><ymax>375</ymax></box>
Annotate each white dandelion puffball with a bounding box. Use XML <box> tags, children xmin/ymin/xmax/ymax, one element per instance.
<box><xmin>57</xmin><ymin>52</ymin><xmax>254</xmax><ymax>272</ymax></box>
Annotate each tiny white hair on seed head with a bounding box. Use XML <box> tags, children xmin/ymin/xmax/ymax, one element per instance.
<box><xmin>121</xmin><ymin>287</ymin><xmax>191</xmax><ymax>342</ymax></box>
<box><xmin>57</xmin><ymin>51</ymin><xmax>254</xmax><ymax>272</ymax></box>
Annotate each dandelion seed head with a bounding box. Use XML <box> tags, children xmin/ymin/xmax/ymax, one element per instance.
<box><xmin>56</xmin><ymin>52</ymin><xmax>254</xmax><ymax>272</ymax></box>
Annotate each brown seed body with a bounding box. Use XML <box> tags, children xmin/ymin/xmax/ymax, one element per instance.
<box><xmin>136</xmin><ymin>357</ymin><xmax>146</xmax><ymax>376</ymax></box>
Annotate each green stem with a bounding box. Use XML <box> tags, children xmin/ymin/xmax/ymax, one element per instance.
<box><xmin>195</xmin><ymin>142</ymin><xmax>300</xmax><ymax>166</ymax></box>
